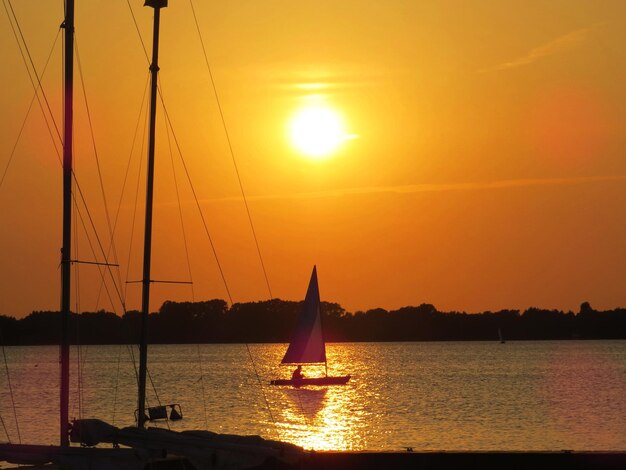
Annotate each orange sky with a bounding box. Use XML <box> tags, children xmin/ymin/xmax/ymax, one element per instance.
<box><xmin>1</xmin><ymin>1</ymin><xmax>626</xmax><ymax>317</ymax></box>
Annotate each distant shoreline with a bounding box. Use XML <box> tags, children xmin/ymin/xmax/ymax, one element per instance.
<box><xmin>2</xmin><ymin>338</ymin><xmax>625</xmax><ymax>347</ymax></box>
<box><xmin>1</xmin><ymin>299</ymin><xmax>625</xmax><ymax>345</ymax></box>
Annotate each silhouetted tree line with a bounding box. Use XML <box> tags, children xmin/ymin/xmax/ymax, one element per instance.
<box><xmin>0</xmin><ymin>300</ymin><xmax>624</xmax><ymax>345</ymax></box>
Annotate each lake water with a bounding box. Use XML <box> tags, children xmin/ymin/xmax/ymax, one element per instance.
<box><xmin>0</xmin><ymin>341</ymin><xmax>624</xmax><ymax>451</ymax></box>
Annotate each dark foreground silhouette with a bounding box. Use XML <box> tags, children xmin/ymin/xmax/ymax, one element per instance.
<box><xmin>0</xmin><ymin>300</ymin><xmax>624</xmax><ymax>345</ymax></box>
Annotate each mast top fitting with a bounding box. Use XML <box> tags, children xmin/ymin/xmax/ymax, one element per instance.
<box><xmin>144</xmin><ymin>0</ymin><xmax>168</xmax><ymax>8</ymax></box>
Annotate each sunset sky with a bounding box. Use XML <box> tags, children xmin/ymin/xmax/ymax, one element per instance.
<box><xmin>1</xmin><ymin>1</ymin><xmax>626</xmax><ymax>318</ymax></box>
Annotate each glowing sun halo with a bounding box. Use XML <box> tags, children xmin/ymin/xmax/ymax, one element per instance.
<box><xmin>289</xmin><ymin>106</ymin><xmax>347</xmax><ymax>159</ymax></box>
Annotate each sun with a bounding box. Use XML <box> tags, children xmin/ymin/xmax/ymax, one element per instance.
<box><xmin>289</xmin><ymin>106</ymin><xmax>347</xmax><ymax>159</ymax></box>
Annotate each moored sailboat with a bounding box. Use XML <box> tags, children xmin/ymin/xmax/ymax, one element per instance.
<box><xmin>270</xmin><ymin>266</ymin><xmax>350</xmax><ymax>387</ymax></box>
<box><xmin>69</xmin><ymin>1</ymin><xmax>303</xmax><ymax>467</ymax></box>
<box><xmin>0</xmin><ymin>0</ymin><xmax>146</xmax><ymax>467</ymax></box>
<box><xmin>1</xmin><ymin>1</ymin><xmax>303</xmax><ymax>468</ymax></box>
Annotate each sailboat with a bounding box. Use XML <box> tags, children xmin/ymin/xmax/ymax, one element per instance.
<box><xmin>270</xmin><ymin>266</ymin><xmax>350</xmax><ymax>387</ymax></box>
<box><xmin>0</xmin><ymin>0</ymin><xmax>142</xmax><ymax>467</ymax></box>
<box><xmin>1</xmin><ymin>1</ymin><xmax>303</xmax><ymax>468</ymax></box>
<box><xmin>498</xmin><ymin>328</ymin><xmax>506</xmax><ymax>344</ymax></box>
<box><xmin>68</xmin><ymin>1</ymin><xmax>303</xmax><ymax>467</ymax></box>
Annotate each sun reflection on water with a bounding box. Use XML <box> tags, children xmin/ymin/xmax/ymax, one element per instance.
<box><xmin>269</xmin><ymin>347</ymin><xmax>368</xmax><ymax>450</ymax></box>
<box><xmin>274</xmin><ymin>387</ymin><xmax>351</xmax><ymax>450</ymax></box>
<box><xmin>2</xmin><ymin>342</ymin><xmax>625</xmax><ymax>450</ymax></box>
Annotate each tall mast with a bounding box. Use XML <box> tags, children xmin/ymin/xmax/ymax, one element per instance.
<box><xmin>138</xmin><ymin>0</ymin><xmax>167</xmax><ymax>429</ymax></box>
<box><xmin>60</xmin><ymin>0</ymin><xmax>74</xmax><ymax>447</ymax></box>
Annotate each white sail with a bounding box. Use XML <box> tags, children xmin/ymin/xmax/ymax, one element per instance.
<box><xmin>281</xmin><ymin>266</ymin><xmax>327</xmax><ymax>364</ymax></box>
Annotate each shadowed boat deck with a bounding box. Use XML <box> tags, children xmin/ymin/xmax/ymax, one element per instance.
<box><xmin>3</xmin><ymin>450</ymin><xmax>626</xmax><ymax>470</ymax></box>
<box><xmin>292</xmin><ymin>451</ymin><xmax>626</xmax><ymax>470</ymax></box>
<box><xmin>294</xmin><ymin>451</ymin><xmax>626</xmax><ymax>470</ymax></box>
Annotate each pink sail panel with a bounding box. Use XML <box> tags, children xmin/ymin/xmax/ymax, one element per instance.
<box><xmin>281</xmin><ymin>266</ymin><xmax>327</xmax><ymax>364</ymax></box>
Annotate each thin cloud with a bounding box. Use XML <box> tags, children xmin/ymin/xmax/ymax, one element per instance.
<box><xmin>481</xmin><ymin>27</ymin><xmax>591</xmax><ymax>73</ymax></box>
<box><xmin>201</xmin><ymin>175</ymin><xmax>626</xmax><ymax>204</ymax></box>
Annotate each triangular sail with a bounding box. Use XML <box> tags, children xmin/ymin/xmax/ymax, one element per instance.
<box><xmin>281</xmin><ymin>266</ymin><xmax>326</xmax><ymax>364</ymax></box>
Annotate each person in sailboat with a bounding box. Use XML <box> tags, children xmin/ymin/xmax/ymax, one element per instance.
<box><xmin>291</xmin><ymin>365</ymin><xmax>304</xmax><ymax>381</ymax></box>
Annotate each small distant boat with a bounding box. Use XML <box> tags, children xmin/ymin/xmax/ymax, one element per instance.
<box><xmin>499</xmin><ymin>328</ymin><xmax>506</xmax><ymax>344</ymax></box>
<box><xmin>270</xmin><ymin>266</ymin><xmax>350</xmax><ymax>387</ymax></box>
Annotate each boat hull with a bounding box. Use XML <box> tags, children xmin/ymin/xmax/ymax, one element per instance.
<box><xmin>270</xmin><ymin>376</ymin><xmax>350</xmax><ymax>386</ymax></box>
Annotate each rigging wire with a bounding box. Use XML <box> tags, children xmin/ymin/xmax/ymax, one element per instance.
<box><xmin>3</xmin><ymin>0</ymin><xmax>63</xmax><ymax>147</ymax></box>
<box><xmin>159</xmin><ymin>98</ymin><xmax>233</xmax><ymax>304</ymax></box>
<box><xmin>188</xmin><ymin>0</ymin><xmax>280</xmax><ymax>434</ymax></box>
<box><xmin>77</xmin><ymin>341</ymin><xmax>89</xmax><ymax>422</ymax></box>
<box><xmin>0</xmin><ymin>331</ymin><xmax>21</xmax><ymax>443</ymax></box>
<box><xmin>244</xmin><ymin>343</ymin><xmax>278</xmax><ymax>435</ymax></box>
<box><xmin>111</xmin><ymin>345</ymin><xmax>123</xmax><ymax>425</ymax></box>
<box><xmin>73</xmin><ymin>195</ymin><xmax>120</xmax><ymax>313</ymax></box>
<box><xmin>125</xmin><ymin>0</ymin><xmax>149</xmax><ymax>63</ymax></box>
<box><xmin>126</xmin><ymin>0</ymin><xmax>233</xmax><ymax>303</ymax></box>
<box><xmin>189</xmin><ymin>0</ymin><xmax>273</xmax><ymax>299</ymax></box>
<box><xmin>12</xmin><ymin>11</ymin><xmax>126</xmax><ymax>314</ymax></box>
<box><xmin>102</xmin><ymin>76</ymin><xmax>151</xmax><ymax>309</ymax></box>
<box><xmin>112</xmin><ymin>84</ymin><xmax>174</xmax><ymax>428</ymax></box>
<box><xmin>122</xmin><ymin>340</ymin><xmax>161</xmax><ymax>428</ymax></box>
<box><xmin>125</xmin><ymin>341</ymin><xmax>173</xmax><ymax>431</ymax></box>
<box><xmin>72</xmin><ymin>195</ymin><xmax>93</xmax><ymax>424</ymax></box>
<box><xmin>148</xmin><ymin>370</ymin><xmax>170</xmax><ymax>430</ymax></box>
<box><xmin>160</xmin><ymin>79</ymin><xmax>277</xmax><ymax>435</ymax></box>
<box><xmin>0</xmin><ymin>29</ymin><xmax>61</xmax><ymax>192</ymax></box>
<box><xmin>74</xmin><ymin>343</ymin><xmax>85</xmax><ymax>422</ymax></box>
<box><xmin>110</xmin><ymin>79</ymin><xmax>150</xmax><ymax>426</ymax></box>
<box><xmin>74</xmin><ymin>36</ymin><xmax>125</xmax><ymax>304</ymax></box>
<box><xmin>72</xmin><ymin>198</ymin><xmax>84</xmax><ymax>421</ymax></box>
<box><xmin>4</xmin><ymin>1</ymin><xmax>126</xmax><ymax>315</ymax></box>
<box><xmin>132</xmin><ymin>342</ymin><xmax>169</xmax><ymax>430</ymax></box>
<box><xmin>0</xmin><ymin>415</ymin><xmax>11</xmax><ymax>444</ymax></box>
<box><xmin>165</xmin><ymin>104</ymin><xmax>195</xmax><ymax>300</ymax></box>
<box><xmin>125</xmin><ymin>0</ymin><xmax>277</xmax><ymax>433</ymax></box>
<box><xmin>70</xmin><ymin>171</ymin><xmax>128</xmax><ymax>312</ymax></box>
<box><xmin>124</xmin><ymin>343</ymin><xmax>155</xmax><ymax>426</ymax></box>
<box><xmin>162</xmin><ymin>90</ymin><xmax>216</xmax><ymax>431</ymax></box>
<box><xmin>119</xmin><ymin>315</ymin><xmax>167</xmax><ymax>430</ymax></box>
<box><xmin>196</xmin><ymin>345</ymin><xmax>208</xmax><ymax>429</ymax></box>
<box><xmin>126</xmin><ymin>343</ymin><xmax>140</xmax><ymax>397</ymax></box>
<box><xmin>65</xmin><ymin>34</ymin><xmax>132</xmax><ymax>318</ymax></box>
<box><xmin>123</xmin><ymin>94</ymin><xmax>149</xmax><ymax>300</ymax></box>
<box><xmin>2</xmin><ymin>0</ymin><xmax>156</xmax><ymax>430</ymax></box>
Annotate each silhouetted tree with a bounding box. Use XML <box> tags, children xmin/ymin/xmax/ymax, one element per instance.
<box><xmin>579</xmin><ymin>301</ymin><xmax>594</xmax><ymax>316</ymax></box>
<box><xmin>2</xmin><ymin>299</ymin><xmax>626</xmax><ymax>344</ymax></box>
<box><xmin>0</xmin><ymin>315</ymin><xmax>19</xmax><ymax>344</ymax></box>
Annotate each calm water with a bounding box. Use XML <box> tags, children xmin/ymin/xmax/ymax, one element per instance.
<box><xmin>0</xmin><ymin>341</ymin><xmax>624</xmax><ymax>451</ymax></box>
